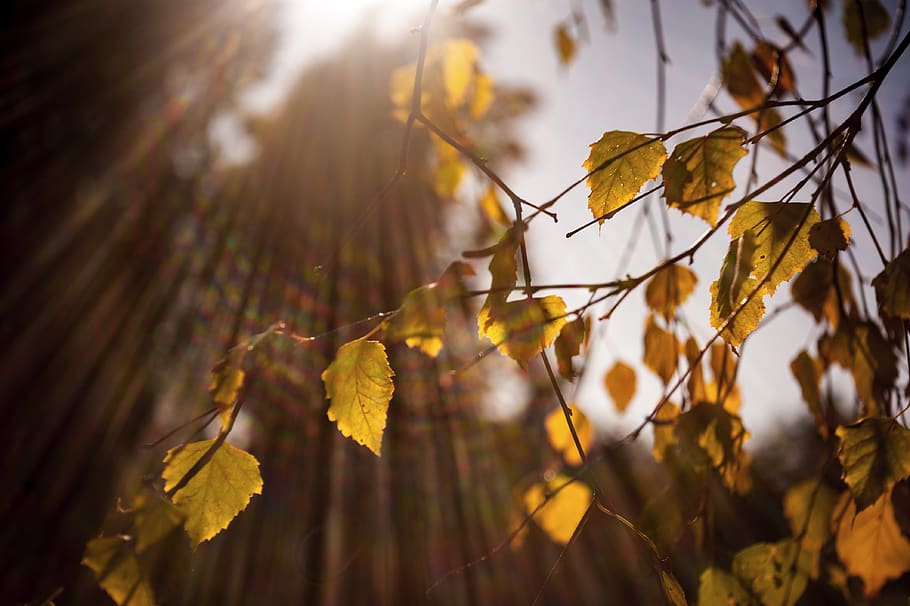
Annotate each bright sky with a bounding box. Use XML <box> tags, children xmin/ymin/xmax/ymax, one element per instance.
<box><xmin>237</xmin><ymin>0</ymin><xmax>909</xmax><ymax>446</ymax></box>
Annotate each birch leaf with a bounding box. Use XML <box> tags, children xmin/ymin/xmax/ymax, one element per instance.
<box><xmin>584</xmin><ymin>131</ymin><xmax>666</xmax><ymax>224</ymax></box>
<box><xmin>524</xmin><ymin>475</ymin><xmax>593</xmax><ymax>545</ymax></box>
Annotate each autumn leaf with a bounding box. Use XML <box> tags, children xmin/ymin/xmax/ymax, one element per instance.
<box><xmin>675</xmin><ymin>402</ymin><xmax>751</xmax><ymax>493</ymax></box>
<box><xmin>757</xmin><ymin>107</ymin><xmax>788</xmax><ymax>157</ymax></box>
<box><xmin>709</xmin><ymin>231</ymin><xmax>765</xmax><ymax>346</ymax></box>
<box><xmin>545</xmin><ymin>403</ymin><xmax>593</xmax><ymax>466</ymax></box>
<box><xmin>643</xmin><ymin>314</ymin><xmax>678</xmax><ymax>384</ymax></box>
<box><xmin>584</xmin><ymin>131</ymin><xmax>667</xmax><ymax>224</ymax></box>
<box><xmin>385</xmin><ymin>284</ymin><xmax>446</xmax><ymax>357</ymax></box>
<box><xmin>478</xmin><ymin>184</ymin><xmax>511</xmax><ymax>228</ymax></box>
<box><xmin>709</xmin><ymin>342</ymin><xmax>738</xmax><ymax>387</ymax></box>
<box><xmin>791</xmin><ymin>258</ymin><xmax>853</xmax><ymax>328</ymax></box>
<box><xmin>722</xmin><ymin>41</ymin><xmax>764</xmax><ymax>109</ymax></box>
<box><xmin>790</xmin><ymin>351</ymin><xmax>827</xmax><ymax>439</ymax></box>
<box><xmin>843</xmin><ymin>0</ymin><xmax>892</xmax><ymax>55</ymax></box>
<box><xmin>732</xmin><ymin>540</ymin><xmax>812</xmax><ymax>606</ymax></box>
<box><xmin>524</xmin><ymin>474</ymin><xmax>593</xmax><ymax>545</ymax></box>
<box><xmin>809</xmin><ymin>217</ymin><xmax>851</xmax><ymax>258</ymax></box>
<box><xmin>662</xmin><ymin>126</ymin><xmax>748</xmax><ymax>226</ymax></box>
<box><xmin>209</xmin><ymin>365</ymin><xmax>244</xmax><ymax>432</ymax></box>
<box><xmin>131</xmin><ymin>493</ymin><xmax>183</xmax><ymax>553</ymax></box>
<box><xmin>604</xmin><ymin>361</ymin><xmax>636</xmax><ymax>412</ymax></box>
<box><xmin>728</xmin><ymin>201</ymin><xmax>821</xmax><ymax>297</ymax></box>
<box><xmin>697</xmin><ymin>567</ymin><xmax>753</xmax><ymax>606</ymax></box>
<box><xmin>660</xmin><ymin>570</ymin><xmax>688</xmax><ymax>606</ymax></box>
<box><xmin>477</xmin><ymin>226</ymin><xmax>521</xmax><ymax>315</ymax></box>
<box><xmin>554</xmin><ymin>316</ymin><xmax>589</xmax><ymax>380</ymax></box>
<box><xmin>651</xmin><ymin>402</ymin><xmax>680</xmax><ymax>462</ymax></box>
<box><xmin>684</xmin><ymin>337</ymin><xmax>708</xmax><ymax>404</ymax></box>
<box><xmin>432</xmin><ymin>142</ymin><xmax>467</xmax><ymax>198</ymax></box>
<box><xmin>82</xmin><ymin>536</ymin><xmax>156</xmax><ymax>606</ymax></box>
<box><xmin>322</xmin><ymin>339</ymin><xmax>395</xmax><ymax>456</ymax></box>
<box><xmin>554</xmin><ymin>24</ymin><xmax>577</xmax><ymax>65</ymax></box>
<box><xmin>783</xmin><ymin>479</ymin><xmax>837</xmax><ymax>577</ymax></box>
<box><xmin>836</xmin><ymin>418</ymin><xmax>910</xmax><ymax>511</ymax></box>
<box><xmin>819</xmin><ymin>322</ymin><xmax>897</xmax><ymax>416</ymax></box>
<box><xmin>834</xmin><ymin>489</ymin><xmax>910</xmax><ymax>597</ymax></box>
<box><xmin>162</xmin><ymin>439</ymin><xmax>263</xmax><ymax>547</ymax></box>
<box><xmin>435</xmin><ymin>260</ymin><xmax>476</xmax><ymax>301</ymax></box>
<box><xmin>644</xmin><ymin>264</ymin><xmax>698</xmax><ymax>320</ymax></box>
<box><xmin>751</xmin><ymin>41</ymin><xmax>796</xmax><ymax>95</ymax></box>
<box><xmin>478</xmin><ymin>295</ymin><xmax>568</xmax><ymax>365</ymax></box>
<box><xmin>441</xmin><ymin>39</ymin><xmax>479</xmax><ymax>108</ymax></box>
<box><xmin>469</xmin><ymin>72</ymin><xmax>495</xmax><ymax>120</ymax></box>
<box><xmin>871</xmin><ymin>247</ymin><xmax>910</xmax><ymax>320</ymax></box>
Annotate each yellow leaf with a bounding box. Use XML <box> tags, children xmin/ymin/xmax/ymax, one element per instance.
<box><xmin>644</xmin><ymin>264</ymin><xmax>698</xmax><ymax>320</ymax></box>
<box><xmin>478</xmin><ymin>295</ymin><xmax>568</xmax><ymax>365</ymax></box>
<box><xmin>783</xmin><ymin>479</ymin><xmax>837</xmax><ymax>578</ymax></box>
<box><xmin>643</xmin><ymin>314</ymin><xmax>678</xmax><ymax>384</ymax></box>
<box><xmin>554</xmin><ymin>24</ymin><xmax>577</xmax><ymax>65</ymax></box>
<box><xmin>322</xmin><ymin>339</ymin><xmax>395</xmax><ymax>456</ymax></box>
<box><xmin>709</xmin><ymin>342</ymin><xmax>738</xmax><ymax>387</ymax></box>
<box><xmin>660</xmin><ymin>570</ymin><xmax>688</xmax><ymax>606</ymax></box>
<box><xmin>478</xmin><ymin>227</ymin><xmax>521</xmax><ymax>315</ymax></box>
<box><xmin>385</xmin><ymin>284</ymin><xmax>446</xmax><ymax>357</ymax></box>
<box><xmin>819</xmin><ymin>322</ymin><xmax>897</xmax><ymax>416</ymax></box>
<box><xmin>836</xmin><ymin>418</ymin><xmax>910</xmax><ymax>511</ymax></box>
<box><xmin>709</xmin><ymin>231</ymin><xmax>765</xmax><ymax>346</ymax></box>
<box><xmin>684</xmin><ymin>337</ymin><xmax>708</xmax><ymax>404</ymax></box>
<box><xmin>791</xmin><ymin>258</ymin><xmax>853</xmax><ymax>328</ymax></box>
<box><xmin>834</xmin><ymin>490</ymin><xmax>910</xmax><ymax>597</ymax></box>
<box><xmin>790</xmin><ymin>351</ymin><xmax>827</xmax><ymax>439</ymax></box>
<box><xmin>545</xmin><ymin>404</ymin><xmax>593</xmax><ymax>466</ymax></box>
<box><xmin>162</xmin><ymin>439</ymin><xmax>263</xmax><ymax>547</ymax></box>
<box><xmin>757</xmin><ymin>107</ymin><xmax>788</xmax><ymax>157</ymax></box>
<box><xmin>722</xmin><ymin>41</ymin><xmax>764</xmax><ymax>109</ymax></box>
<box><xmin>652</xmin><ymin>401</ymin><xmax>680</xmax><ymax>462</ymax></box>
<box><xmin>675</xmin><ymin>402</ymin><xmax>751</xmax><ymax>493</ymax></box>
<box><xmin>751</xmin><ymin>41</ymin><xmax>796</xmax><ymax>95</ymax></box>
<box><xmin>843</xmin><ymin>0</ymin><xmax>892</xmax><ymax>55</ymax></box>
<box><xmin>604</xmin><ymin>361</ymin><xmax>636</xmax><ymax>412</ymax></box>
<box><xmin>662</xmin><ymin>126</ymin><xmax>748</xmax><ymax>226</ymax></box>
<box><xmin>131</xmin><ymin>493</ymin><xmax>183</xmax><ymax>553</ymax></box>
<box><xmin>432</xmin><ymin>141</ymin><xmax>467</xmax><ymax>198</ymax></box>
<box><xmin>703</xmin><ymin>380</ymin><xmax>742</xmax><ymax>413</ymax></box>
<box><xmin>478</xmin><ymin>184</ymin><xmax>511</xmax><ymax>228</ymax></box>
<box><xmin>584</xmin><ymin>131</ymin><xmax>667</xmax><ymax>224</ymax></box>
<box><xmin>209</xmin><ymin>365</ymin><xmax>244</xmax><ymax>432</ymax></box>
<box><xmin>554</xmin><ymin>316</ymin><xmax>589</xmax><ymax>381</ymax></box>
<box><xmin>872</xmin><ymin>247</ymin><xmax>910</xmax><ymax>320</ymax></box>
<box><xmin>729</xmin><ymin>201</ymin><xmax>821</xmax><ymax>296</ymax></box>
<box><xmin>809</xmin><ymin>217</ymin><xmax>851</xmax><ymax>259</ymax></box>
<box><xmin>441</xmin><ymin>39</ymin><xmax>479</xmax><ymax>108</ymax></box>
<box><xmin>469</xmin><ymin>72</ymin><xmax>495</xmax><ymax>120</ymax></box>
<box><xmin>732</xmin><ymin>540</ymin><xmax>811</xmax><ymax>606</ymax></box>
<box><xmin>697</xmin><ymin>567</ymin><xmax>752</xmax><ymax>606</ymax></box>
<box><xmin>82</xmin><ymin>536</ymin><xmax>156</xmax><ymax>606</ymax></box>
<box><xmin>435</xmin><ymin>260</ymin><xmax>476</xmax><ymax>301</ymax></box>
<box><xmin>523</xmin><ymin>474</ymin><xmax>593</xmax><ymax>545</ymax></box>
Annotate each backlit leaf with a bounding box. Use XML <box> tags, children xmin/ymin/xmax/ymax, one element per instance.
<box><xmin>554</xmin><ymin>24</ymin><xmax>577</xmax><ymax>65</ymax></box>
<box><xmin>709</xmin><ymin>342</ymin><xmax>738</xmax><ymax>387</ymax></box>
<box><xmin>604</xmin><ymin>360</ymin><xmax>636</xmax><ymax>412</ymax></box>
<box><xmin>872</xmin><ymin>247</ymin><xmax>910</xmax><ymax>320</ymax></box>
<box><xmin>554</xmin><ymin>316</ymin><xmax>589</xmax><ymax>380</ymax></box>
<box><xmin>834</xmin><ymin>490</ymin><xmax>910</xmax><ymax>597</ymax></box>
<box><xmin>757</xmin><ymin>107</ymin><xmax>788</xmax><ymax>157</ymax></box>
<box><xmin>478</xmin><ymin>296</ymin><xmax>568</xmax><ymax>365</ymax></box>
<box><xmin>809</xmin><ymin>217</ymin><xmax>851</xmax><ymax>258</ymax></box>
<box><xmin>662</xmin><ymin>126</ymin><xmax>748</xmax><ymax>226</ymax></box>
<box><xmin>751</xmin><ymin>41</ymin><xmax>796</xmax><ymax>95</ymax></box>
<box><xmin>732</xmin><ymin>540</ymin><xmax>811</xmax><ymax>606</ymax></box>
<box><xmin>478</xmin><ymin>184</ymin><xmax>511</xmax><ymax>228</ymax></box>
<box><xmin>162</xmin><ymin>439</ymin><xmax>263</xmax><ymax>547</ymax></box>
<box><xmin>209</xmin><ymin>365</ymin><xmax>244</xmax><ymax>432</ymax></box>
<box><xmin>652</xmin><ymin>402</ymin><xmax>680</xmax><ymax>462</ymax></box>
<box><xmin>441</xmin><ymin>39</ymin><xmax>479</xmax><ymax>108</ymax></box>
<box><xmin>729</xmin><ymin>201</ymin><xmax>821</xmax><ymax>297</ymax></box>
<box><xmin>684</xmin><ymin>337</ymin><xmax>708</xmax><ymax>404</ymax></box>
<box><xmin>545</xmin><ymin>403</ymin><xmax>593</xmax><ymax>466</ymax></box>
<box><xmin>584</xmin><ymin>131</ymin><xmax>667</xmax><ymax>224</ymax></box>
<box><xmin>435</xmin><ymin>260</ymin><xmax>477</xmax><ymax>300</ymax></box>
<box><xmin>432</xmin><ymin>141</ymin><xmax>467</xmax><ymax>198</ymax></box>
<box><xmin>722</xmin><ymin>41</ymin><xmax>764</xmax><ymax>109</ymax></box>
<box><xmin>131</xmin><ymin>493</ymin><xmax>183</xmax><ymax>554</ymax></box>
<box><xmin>660</xmin><ymin>570</ymin><xmax>688</xmax><ymax>606</ymax></box>
<box><xmin>322</xmin><ymin>339</ymin><xmax>395</xmax><ymax>456</ymax></box>
<box><xmin>469</xmin><ymin>72</ymin><xmax>495</xmax><ymax>120</ymax></box>
<box><xmin>783</xmin><ymin>479</ymin><xmax>837</xmax><ymax>577</ymax></box>
<box><xmin>385</xmin><ymin>284</ymin><xmax>446</xmax><ymax>357</ymax></box>
<box><xmin>697</xmin><ymin>567</ymin><xmax>754</xmax><ymax>606</ymax></box>
<box><xmin>791</xmin><ymin>258</ymin><xmax>853</xmax><ymax>328</ymax></box>
<box><xmin>675</xmin><ymin>402</ymin><xmax>751</xmax><ymax>493</ymax></box>
<box><xmin>843</xmin><ymin>0</ymin><xmax>891</xmax><ymax>55</ymax></box>
<box><xmin>524</xmin><ymin>474</ymin><xmax>593</xmax><ymax>545</ymax></box>
<box><xmin>836</xmin><ymin>418</ymin><xmax>910</xmax><ymax>511</ymax></box>
<box><xmin>819</xmin><ymin>322</ymin><xmax>897</xmax><ymax>416</ymax></box>
<box><xmin>790</xmin><ymin>351</ymin><xmax>827</xmax><ymax>439</ymax></box>
<box><xmin>709</xmin><ymin>231</ymin><xmax>765</xmax><ymax>346</ymax></box>
<box><xmin>82</xmin><ymin>536</ymin><xmax>156</xmax><ymax>606</ymax></box>
<box><xmin>643</xmin><ymin>315</ymin><xmax>678</xmax><ymax>384</ymax></box>
<box><xmin>644</xmin><ymin>264</ymin><xmax>698</xmax><ymax>320</ymax></box>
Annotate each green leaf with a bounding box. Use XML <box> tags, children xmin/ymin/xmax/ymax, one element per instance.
<box><xmin>385</xmin><ymin>284</ymin><xmax>446</xmax><ymax>357</ymax></box>
<box><xmin>697</xmin><ymin>567</ymin><xmax>755</xmax><ymax>606</ymax></box>
<box><xmin>604</xmin><ymin>360</ymin><xmax>636</xmax><ymax>412</ymax></box>
<box><xmin>478</xmin><ymin>295</ymin><xmax>568</xmax><ymax>365</ymax></box>
<box><xmin>728</xmin><ymin>201</ymin><xmax>821</xmax><ymax>297</ymax></box>
<box><xmin>709</xmin><ymin>231</ymin><xmax>765</xmax><ymax>346</ymax></box>
<box><xmin>162</xmin><ymin>439</ymin><xmax>263</xmax><ymax>547</ymax></box>
<box><xmin>872</xmin><ymin>247</ymin><xmax>910</xmax><ymax>320</ymax></box>
<box><xmin>843</xmin><ymin>0</ymin><xmax>891</xmax><ymax>55</ymax></box>
<box><xmin>322</xmin><ymin>339</ymin><xmax>395</xmax><ymax>456</ymax></box>
<box><xmin>732</xmin><ymin>540</ymin><xmax>811</xmax><ymax>606</ymax></box>
<box><xmin>645</xmin><ymin>264</ymin><xmax>699</xmax><ymax>320</ymax></box>
<box><xmin>554</xmin><ymin>316</ymin><xmax>589</xmax><ymax>380</ymax></box>
<box><xmin>523</xmin><ymin>474</ymin><xmax>593</xmax><ymax>545</ymax></box>
<box><xmin>836</xmin><ymin>418</ymin><xmax>910</xmax><ymax>511</ymax></box>
<box><xmin>584</xmin><ymin>131</ymin><xmax>667</xmax><ymax>224</ymax></box>
<box><xmin>643</xmin><ymin>314</ymin><xmax>679</xmax><ymax>384</ymax></box>
<box><xmin>82</xmin><ymin>536</ymin><xmax>156</xmax><ymax>606</ymax></box>
<box><xmin>663</xmin><ymin>126</ymin><xmax>748</xmax><ymax>226</ymax></box>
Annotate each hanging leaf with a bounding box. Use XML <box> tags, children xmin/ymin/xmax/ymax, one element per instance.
<box><xmin>662</xmin><ymin>126</ymin><xmax>748</xmax><ymax>226</ymax></box>
<box><xmin>660</xmin><ymin>570</ymin><xmax>688</xmax><ymax>606</ymax></box>
<box><xmin>790</xmin><ymin>351</ymin><xmax>827</xmax><ymax>439</ymax></box>
<box><xmin>162</xmin><ymin>439</ymin><xmax>263</xmax><ymax>547</ymax></box>
<box><xmin>819</xmin><ymin>322</ymin><xmax>897</xmax><ymax>417</ymax></box>
<box><xmin>604</xmin><ymin>360</ymin><xmax>636</xmax><ymax>412</ymax></box>
<box><xmin>441</xmin><ymin>39</ymin><xmax>480</xmax><ymax>108</ymax></box>
<box><xmin>709</xmin><ymin>342</ymin><xmax>738</xmax><ymax>387</ymax></box>
<box><xmin>643</xmin><ymin>314</ymin><xmax>678</xmax><ymax>384</ymax></box>
<box><xmin>871</xmin><ymin>247</ymin><xmax>910</xmax><ymax>320</ymax></box>
<box><xmin>478</xmin><ymin>296</ymin><xmax>568</xmax><ymax>366</ymax></box>
<box><xmin>477</xmin><ymin>226</ymin><xmax>521</xmax><ymax>317</ymax></box>
<box><xmin>385</xmin><ymin>284</ymin><xmax>446</xmax><ymax>357</ymax></box>
<box><xmin>469</xmin><ymin>72</ymin><xmax>495</xmax><ymax>120</ymax></box>
<box><xmin>757</xmin><ymin>107</ymin><xmax>788</xmax><ymax>157</ymax></box>
<box><xmin>131</xmin><ymin>493</ymin><xmax>183</xmax><ymax>554</ymax></box>
<box><xmin>791</xmin><ymin>258</ymin><xmax>853</xmax><ymax>328</ymax></box>
<box><xmin>783</xmin><ymin>479</ymin><xmax>837</xmax><ymax>578</ymax></box>
<box><xmin>728</xmin><ymin>201</ymin><xmax>821</xmax><ymax>297</ymax></box>
<box><xmin>432</xmin><ymin>140</ymin><xmax>468</xmax><ymax>198</ymax></box>
<box><xmin>82</xmin><ymin>536</ymin><xmax>156</xmax><ymax>606</ymax></box>
<box><xmin>834</xmin><ymin>489</ymin><xmax>910</xmax><ymax>597</ymax></box>
<box><xmin>684</xmin><ymin>337</ymin><xmax>708</xmax><ymax>404</ymax></box>
<box><xmin>554</xmin><ymin>24</ymin><xmax>577</xmax><ymax>65</ymax></box>
<box><xmin>722</xmin><ymin>41</ymin><xmax>764</xmax><ymax>109</ymax></box>
<box><xmin>809</xmin><ymin>217</ymin><xmax>851</xmax><ymax>258</ymax></box>
<box><xmin>322</xmin><ymin>339</ymin><xmax>395</xmax><ymax>456</ymax></box>
<box><xmin>554</xmin><ymin>316</ymin><xmax>589</xmax><ymax>380</ymax></box>
<box><xmin>652</xmin><ymin>402</ymin><xmax>681</xmax><ymax>462</ymax></box>
<box><xmin>675</xmin><ymin>402</ymin><xmax>751</xmax><ymax>493</ymax></box>
<box><xmin>697</xmin><ymin>567</ymin><xmax>753</xmax><ymax>606</ymax></box>
<box><xmin>732</xmin><ymin>540</ymin><xmax>812</xmax><ymax>606</ymax></box>
<box><xmin>836</xmin><ymin>418</ymin><xmax>910</xmax><ymax>511</ymax></box>
<box><xmin>209</xmin><ymin>365</ymin><xmax>245</xmax><ymax>432</ymax></box>
<box><xmin>709</xmin><ymin>231</ymin><xmax>765</xmax><ymax>346</ymax></box>
<box><xmin>435</xmin><ymin>260</ymin><xmax>477</xmax><ymax>301</ymax></box>
<box><xmin>478</xmin><ymin>184</ymin><xmax>511</xmax><ymax>228</ymax></box>
<box><xmin>584</xmin><ymin>131</ymin><xmax>667</xmax><ymax>224</ymax></box>
<box><xmin>751</xmin><ymin>41</ymin><xmax>796</xmax><ymax>95</ymax></box>
<box><xmin>644</xmin><ymin>264</ymin><xmax>698</xmax><ymax>320</ymax></box>
<box><xmin>843</xmin><ymin>0</ymin><xmax>892</xmax><ymax>55</ymax></box>
<box><xmin>523</xmin><ymin>474</ymin><xmax>593</xmax><ymax>545</ymax></box>
<box><xmin>545</xmin><ymin>403</ymin><xmax>593</xmax><ymax>466</ymax></box>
